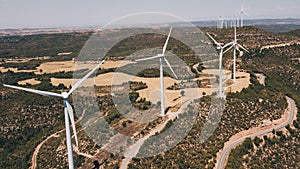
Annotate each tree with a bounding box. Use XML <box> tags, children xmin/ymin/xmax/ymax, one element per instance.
<box><xmin>180</xmin><ymin>90</ymin><xmax>185</xmax><ymax>96</ymax></box>
<box><xmin>122</xmin><ymin>121</ymin><xmax>127</xmax><ymax>127</ymax></box>
<box><xmin>254</xmin><ymin>136</ymin><xmax>262</xmax><ymax>147</ymax></box>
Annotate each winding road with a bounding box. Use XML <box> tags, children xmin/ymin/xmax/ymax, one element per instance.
<box><xmin>260</xmin><ymin>41</ymin><xmax>300</xmax><ymax>52</ymax></box>
<box><xmin>29</xmin><ymin>129</ymin><xmax>65</xmax><ymax>169</ymax></box>
<box><xmin>215</xmin><ymin>96</ymin><xmax>296</xmax><ymax>169</ymax></box>
<box><xmin>29</xmin><ymin>110</ymin><xmax>90</xmax><ymax>169</ymax></box>
<box><xmin>29</xmin><ymin>93</ymin><xmax>296</xmax><ymax>169</ymax></box>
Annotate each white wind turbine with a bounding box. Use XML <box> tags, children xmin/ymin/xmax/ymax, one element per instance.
<box><xmin>217</xmin><ymin>16</ymin><xmax>224</xmax><ymax>29</ymax></box>
<box><xmin>223</xmin><ymin>25</ymin><xmax>249</xmax><ymax>82</ymax></box>
<box><xmin>206</xmin><ymin>33</ymin><xmax>233</xmax><ymax>97</ymax></box>
<box><xmin>136</xmin><ymin>28</ymin><xmax>178</xmax><ymax>116</ymax></box>
<box><xmin>3</xmin><ymin>60</ymin><xmax>105</xmax><ymax>169</ymax></box>
<box><xmin>240</xmin><ymin>4</ymin><xmax>247</xmax><ymax>27</ymax></box>
<box><xmin>220</xmin><ymin>16</ymin><xmax>224</xmax><ymax>29</ymax></box>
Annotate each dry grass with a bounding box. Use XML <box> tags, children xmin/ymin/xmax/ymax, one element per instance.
<box><xmin>18</xmin><ymin>78</ymin><xmax>41</xmax><ymax>85</ymax></box>
<box><xmin>0</xmin><ymin>66</ymin><xmax>38</xmax><ymax>73</ymax></box>
<box><xmin>225</xmin><ymin>71</ymin><xmax>251</xmax><ymax>93</ymax></box>
<box><xmin>50</xmin><ymin>70</ymin><xmax>250</xmax><ymax>109</ymax></box>
<box><xmin>37</xmin><ymin>60</ymin><xmax>134</xmax><ymax>74</ymax></box>
<box><xmin>0</xmin><ymin>60</ymin><xmax>134</xmax><ymax>74</ymax></box>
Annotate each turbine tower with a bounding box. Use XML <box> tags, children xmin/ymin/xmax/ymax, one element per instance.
<box><xmin>217</xmin><ymin>16</ymin><xmax>221</xmax><ymax>29</ymax></box>
<box><xmin>206</xmin><ymin>33</ymin><xmax>233</xmax><ymax>97</ymax></box>
<box><xmin>3</xmin><ymin>60</ymin><xmax>105</xmax><ymax>169</ymax></box>
<box><xmin>217</xmin><ymin>16</ymin><xmax>224</xmax><ymax>29</ymax></box>
<box><xmin>220</xmin><ymin>16</ymin><xmax>224</xmax><ymax>29</ymax></box>
<box><xmin>230</xmin><ymin>18</ymin><xmax>234</xmax><ymax>28</ymax></box>
<box><xmin>224</xmin><ymin>25</ymin><xmax>249</xmax><ymax>82</ymax></box>
<box><xmin>136</xmin><ymin>28</ymin><xmax>178</xmax><ymax>116</ymax></box>
<box><xmin>224</xmin><ymin>18</ymin><xmax>228</xmax><ymax>28</ymax></box>
<box><xmin>236</xmin><ymin>15</ymin><xmax>240</xmax><ymax>28</ymax></box>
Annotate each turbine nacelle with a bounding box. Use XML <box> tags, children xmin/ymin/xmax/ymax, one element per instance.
<box><xmin>62</xmin><ymin>92</ymin><xmax>69</xmax><ymax>99</ymax></box>
<box><xmin>157</xmin><ymin>54</ymin><xmax>164</xmax><ymax>57</ymax></box>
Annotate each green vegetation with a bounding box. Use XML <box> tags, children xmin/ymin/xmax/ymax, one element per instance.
<box><xmin>226</xmin><ymin>138</ymin><xmax>253</xmax><ymax>169</ymax></box>
<box><xmin>0</xmin><ymin>86</ymin><xmax>64</xmax><ymax>168</ymax></box>
<box><xmin>257</xmin><ymin>24</ymin><xmax>300</xmax><ymax>33</ymax></box>
<box><xmin>226</xmin><ymin>30</ymin><xmax>300</xmax><ymax>168</ymax></box>
<box><xmin>0</xmin><ymin>26</ymin><xmax>298</xmax><ymax>168</ymax></box>
<box><xmin>280</xmin><ymin>28</ymin><xmax>300</xmax><ymax>37</ymax></box>
<box><xmin>129</xmin><ymin>73</ymin><xmax>286</xmax><ymax>168</ymax></box>
<box><xmin>0</xmin><ymin>32</ymin><xmax>92</xmax><ymax>59</ymax></box>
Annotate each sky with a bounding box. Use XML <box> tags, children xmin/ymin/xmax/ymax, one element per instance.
<box><xmin>0</xmin><ymin>0</ymin><xmax>299</xmax><ymax>28</ymax></box>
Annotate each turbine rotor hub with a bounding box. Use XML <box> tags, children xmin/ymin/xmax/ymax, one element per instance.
<box><xmin>61</xmin><ymin>92</ymin><xmax>68</xmax><ymax>99</ymax></box>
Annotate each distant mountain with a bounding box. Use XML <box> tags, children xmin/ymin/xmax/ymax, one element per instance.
<box><xmin>190</xmin><ymin>18</ymin><xmax>300</xmax><ymax>33</ymax></box>
<box><xmin>1</xmin><ymin>18</ymin><xmax>300</xmax><ymax>36</ymax></box>
<box><xmin>256</xmin><ymin>24</ymin><xmax>300</xmax><ymax>33</ymax></box>
<box><xmin>190</xmin><ymin>18</ymin><xmax>300</xmax><ymax>27</ymax></box>
<box><xmin>0</xmin><ymin>27</ymin><xmax>94</xmax><ymax>36</ymax></box>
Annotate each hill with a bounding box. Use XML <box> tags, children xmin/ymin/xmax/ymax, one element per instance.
<box><xmin>0</xmin><ymin>26</ymin><xmax>299</xmax><ymax>168</ymax></box>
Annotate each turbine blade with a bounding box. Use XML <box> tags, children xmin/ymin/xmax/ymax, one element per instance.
<box><xmin>65</xmin><ymin>100</ymin><xmax>78</xmax><ymax>147</ymax></box>
<box><xmin>3</xmin><ymin>84</ymin><xmax>62</xmax><ymax>97</ymax></box>
<box><xmin>237</xmin><ymin>44</ymin><xmax>249</xmax><ymax>53</ymax></box>
<box><xmin>136</xmin><ymin>55</ymin><xmax>162</xmax><ymax>62</ymax></box>
<box><xmin>206</xmin><ymin>33</ymin><xmax>221</xmax><ymax>48</ymax></box>
<box><xmin>162</xmin><ymin>27</ymin><xmax>172</xmax><ymax>55</ymax></box>
<box><xmin>223</xmin><ymin>41</ymin><xmax>234</xmax><ymax>49</ymax></box>
<box><xmin>223</xmin><ymin>44</ymin><xmax>234</xmax><ymax>54</ymax></box>
<box><xmin>67</xmin><ymin>60</ymin><xmax>105</xmax><ymax>96</ymax></box>
<box><xmin>164</xmin><ymin>58</ymin><xmax>178</xmax><ymax>79</ymax></box>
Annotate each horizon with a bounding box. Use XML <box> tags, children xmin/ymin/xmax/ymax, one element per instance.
<box><xmin>0</xmin><ymin>18</ymin><xmax>300</xmax><ymax>30</ymax></box>
<box><xmin>1</xmin><ymin>0</ymin><xmax>300</xmax><ymax>29</ymax></box>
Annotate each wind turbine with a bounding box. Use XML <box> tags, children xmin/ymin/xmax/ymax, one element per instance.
<box><xmin>240</xmin><ymin>4</ymin><xmax>247</xmax><ymax>27</ymax></box>
<box><xmin>223</xmin><ymin>25</ymin><xmax>249</xmax><ymax>82</ymax></box>
<box><xmin>3</xmin><ymin>60</ymin><xmax>105</xmax><ymax>169</ymax></box>
<box><xmin>206</xmin><ymin>33</ymin><xmax>233</xmax><ymax>97</ymax></box>
<box><xmin>136</xmin><ymin>28</ymin><xmax>178</xmax><ymax>116</ymax></box>
<box><xmin>220</xmin><ymin>16</ymin><xmax>224</xmax><ymax>29</ymax></box>
<box><xmin>217</xmin><ymin>16</ymin><xmax>224</xmax><ymax>29</ymax></box>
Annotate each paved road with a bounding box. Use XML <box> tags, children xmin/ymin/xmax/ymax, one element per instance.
<box><xmin>216</xmin><ymin>96</ymin><xmax>296</xmax><ymax>169</ymax></box>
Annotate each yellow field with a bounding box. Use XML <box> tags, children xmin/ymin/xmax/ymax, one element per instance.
<box><xmin>37</xmin><ymin>60</ymin><xmax>134</xmax><ymax>74</ymax></box>
<box><xmin>50</xmin><ymin>70</ymin><xmax>250</xmax><ymax>109</ymax></box>
<box><xmin>0</xmin><ymin>67</ymin><xmax>38</xmax><ymax>73</ymax></box>
<box><xmin>1</xmin><ymin>60</ymin><xmax>134</xmax><ymax>74</ymax></box>
<box><xmin>2</xmin><ymin>58</ymin><xmax>250</xmax><ymax>109</ymax></box>
<box><xmin>18</xmin><ymin>78</ymin><xmax>41</xmax><ymax>85</ymax></box>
